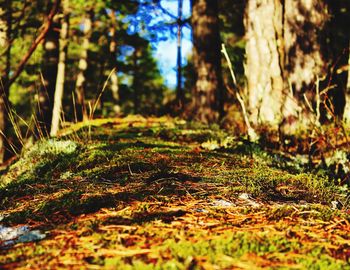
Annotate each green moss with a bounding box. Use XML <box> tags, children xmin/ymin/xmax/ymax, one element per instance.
<box><xmin>0</xmin><ymin>117</ymin><xmax>349</xmax><ymax>269</ymax></box>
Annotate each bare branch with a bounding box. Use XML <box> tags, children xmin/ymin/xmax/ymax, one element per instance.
<box><xmin>7</xmin><ymin>0</ymin><xmax>60</xmax><ymax>88</ymax></box>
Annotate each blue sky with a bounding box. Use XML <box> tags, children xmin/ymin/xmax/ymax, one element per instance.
<box><xmin>153</xmin><ymin>0</ymin><xmax>192</xmax><ymax>89</ymax></box>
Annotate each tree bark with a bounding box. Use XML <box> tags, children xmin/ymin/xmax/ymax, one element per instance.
<box><xmin>245</xmin><ymin>0</ymin><xmax>347</xmax><ymax>133</ymax></box>
<box><xmin>191</xmin><ymin>0</ymin><xmax>224</xmax><ymax>123</ymax></box>
<box><xmin>281</xmin><ymin>0</ymin><xmax>329</xmax><ymax>130</ymax></box>
<box><xmin>75</xmin><ymin>10</ymin><xmax>93</xmax><ymax>121</ymax></box>
<box><xmin>50</xmin><ymin>0</ymin><xmax>69</xmax><ymax>137</ymax></box>
<box><xmin>244</xmin><ymin>0</ymin><xmax>284</xmax><ymax>127</ymax></box>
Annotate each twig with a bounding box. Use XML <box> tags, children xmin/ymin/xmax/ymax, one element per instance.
<box><xmin>90</xmin><ymin>67</ymin><xmax>117</xmax><ymax>119</ymax></box>
<box><xmin>221</xmin><ymin>43</ymin><xmax>258</xmax><ymax>142</ymax></box>
<box><xmin>128</xmin><ymin>164</ymin><xmax>134</xmax><ymax>176</ymax></box>
<box><xmin>315</xmin><ymin>76</ymin><xmax>321</xmax><ymax>127</ymax></box>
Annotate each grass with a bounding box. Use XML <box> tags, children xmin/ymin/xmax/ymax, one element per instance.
<box><xmin>0</xmin><ymin>116</ymin><xmax>349</xmax><ymax>269</ymax></box>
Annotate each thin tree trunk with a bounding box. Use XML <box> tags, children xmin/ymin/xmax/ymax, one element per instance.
<box><xmin>75</xmin><ymin>10</ymin><xmax>92</xmax><ymax>121</ymax></box>
<box><xmin>50</xmin><ymin>0</ymin><xmax>69</xmax><ymax>137</ymax></box>
<box><xmin>108</xmin><ymin>11</ymin><xmax>120</xmax><ymax>115</ymax></box>
<box><xmin>176</xmin><ymin>0</ymin><xmax>184</xmax><ymax>106</ymax></box>
<box><xmin>0</xmin><ymin>0</ymin><xmax>12</xmax><ymax>162</ymax></box>
<box><xmin>191</xmin><ymin>0</ymin><xmax>223</xmax><ymax>123</ymax></box>
<box><xmin>348</xmin><ymin>43</ymin><xmax>350</xmax><ymax>91</ymax></box>
<box><xmin>244</xmin><ymin>0</ymin><xmax>284</xmax><ymax>127</ymax></box>
<box><xmin>346</xmin><ymin>43</ymin><xmax>350</xmax><ymax>122</ymax></box>
<box><xmin>37</xmin><ymin>2</ymin><xmax>60</xmax><ymax>136</ymax></box>
<box><xmin>133</xmin><ymin>48</ymin><xmax>140</xmax><ymax>114</ymax></box>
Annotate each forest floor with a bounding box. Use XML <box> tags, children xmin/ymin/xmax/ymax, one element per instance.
<box><xmin>0</xmin><ymin>116</ymin><xmax>350</xmax><ymax>269</ymax></box>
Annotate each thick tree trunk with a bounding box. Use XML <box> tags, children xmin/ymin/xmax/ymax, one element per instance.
<box><xmin>281</xmin><ymin>0</ymin><xmax>329</xmax><ymax>130</ymax></box>
<box><xmin>324</xmin><ymin>0</ymin><xmax>349</xmax><ymax>123</ymax></box>
<box><xmin>191</xmin><ymin>0</ymin><xmax>224</xmax><ymax>123</ymax></box>
<box><xmin>245</xmin><ymin>0</ymin><xmax>347</xmax><ymax>133</ymax></box>
<box><xmin>75</xmin><ymin>10</ymin><xmax>92</xmax><ymax>121</ymax></box>
<box><xmin>244</xmin><ymin>0</ymin><xmax>284</xmax><ymax>127</ymax></box>
<box><xmin>108</xmin><ymin>11</ymin><xmax>120</xmax><ymax>115</ymax></box>
<box><xmin>50</xmin><ymin>0</ymin><xmax>69</xmax><ymax>137</ymax></box>
<box><xmin>37</xmin><ymin>4</ymin><xmax>60</xmax><ymax>137</ymax></box>
<box><xmin>0</xmin><ymin>0</ymin><xmax>11</xmax><ymax>162</ymax></box>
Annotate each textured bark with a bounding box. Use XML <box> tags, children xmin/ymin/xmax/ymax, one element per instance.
<box><xmin>75</xmin><ymin>10</ymin><xmax>93</xmax><ymax>121</ymax></box>
<box><xmin>245</xmin><ymin>0</ymin><xmax>347</xmax><ymax>132</ymax></box>
<box><xmin>284</xmin><ymin>0</ymin><xmax>327</xmax><ymax>94</ymax></box>
<box><xmin>281</xmin><ymin>0</ymin><xmax>348</xmax><ymax>128</ymax></box>
<box><xmin>191</xmin><ymin>0</ymin><xmax>223</xmax><ymax>123</ymax></box>
<box><xmin>0</xmin><ymin>0</ymin><xmax>11</xmax><ymax>163</ymax></box>
<box><xmin>51</xmin><ymin>0</ymin><xmax>69</xmax><ymax>137</ymax></box>
<box><xmin>244</xmin><ymin>0</ymin><xmax>284</xmax><ymax>127</ymax></box>
<box><xmin>281</xmin><ymin>0</ymin><xmax>328</xmax><ymax>128</ymax></box>
<box><xmin>37</xmin><ymin>6</ymin><xmax>60</xmax><ymax>136</ymax></box>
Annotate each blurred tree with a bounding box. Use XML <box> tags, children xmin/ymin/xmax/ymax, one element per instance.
<box><xmin>107</xmin><ymin>10</ymin><xmax>120</xmax><ymax>115</ymax></box>
<box><xmin>281</xmin><ymin>0</ymin><xmax>330</xmax><ymax>131</ymax></box>
<box><xmin>245</xmin><ymin>0</ymin><xmax>350</xmax><ymax>133</ymax></box>
<box><xmin>51</xmin><ymin>0</ymin><xmax>70</xmax><ymax>136</ymax></box>
<box><xmin>0</xmin><ymin>0</ymin><xmax>168</xmax><ymax>161</ymax></box>
<box><xmin>191</xmin><ymin>0</ymin><xmax>223</xmax><ymax>123</ymax></box>
<box><xmin>117</xmin><ymin>33</ymin><xmax>166</xmax><ymax>115</ymax></box>
<box><xmin>244</xmin><ymin>0</ymin><xmax>284</xmax><ymax>127</ymax></box>
<box><xmin>74</xmin><ymin>8</ymin><xmax>93</xmax><ymax>121</ymax></box>
<box><xmin>219</xmin><ymin>0</ymin><xmax>245</xmax><ymax>86</ymax></box>
<box><xmin>36</xmin><ymin>0</ymin><xmax>60</xmax><ymax>137</ymax></box>
<box><xmin>326</xmin><ymin>0</ymin><xmax>350</xmax><ymax>123</ymax></box>
<box><xmin>127</xmin><ymin>0</ymin><xmax>191</xmax><ymax>113</ymax></box>
<box><xmin>176</xmin><ymin>0</ymin><xmax>184</xmax><ymax>107</ymax></box>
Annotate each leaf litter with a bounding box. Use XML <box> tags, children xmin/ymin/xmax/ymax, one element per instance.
<box><xmin>0</xmin><ymin>116</ymin><xmax>349</xmax><ymax>269</ymax></box>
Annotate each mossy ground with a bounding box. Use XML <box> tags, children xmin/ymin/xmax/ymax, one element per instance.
<box><xmin>0</xmin><ymin>116</ymin><xmax>349</xmax><ymax>269</ymax></box>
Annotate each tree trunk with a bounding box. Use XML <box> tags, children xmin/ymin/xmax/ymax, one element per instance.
<box><xmin>281</xmin><ymin>0</ymin><xmax>329</xmax><ymax>130</ymax></box>
<box><xmin>324</xmin><ymin>0</ymin><xmax>349</xmax><ymax>123</ymax></box>
<box><xmin>176</xmin><ymin>0</ymin><xmax>184</xmax><ymax>107</ymax></box>
<box><xmin>346</xmin><ymin>42</ymin><xmax>350</xmax><ymax>123</ymax></box>
<box><xmin>132</xmin><ymin>48</ymin><xmax>140</xmax><ymax>114</ymax></box>
<box><xmin>108</xmin><ymin>11</ymin><xmax>120</xmax><ymax>115</ymax></box>
<box><xmin>37</xmin><ymin>3</ymin><xmax>60</xmax><ymax>137</ymax></box>
<box><xmin>244</xmin><ymin>0</ymin><xmax>284</xmax><ymax>127</ymax></box>
<box><xmin>191</xmin><ymin>0</ymin><xmax>224</xmax><ymax>124</ymax></box>
<box><xmin>75</xmin><ymin>10</ymin><xmax>92</xmax><ymax>121</ymax></box>
<box><xmin>50</xmin><ymin>0</ymin><xmax>69</xmax><ymax>137</ymax></box>
<box><xmin>0</xmin><ymin>0</ymin><xmax>11</xmax><ymax>163</ymax></box>
<box><xmin>245</xmin><ymin>0</ymin><xmax>347</xmax><ymax>133</ymax></box>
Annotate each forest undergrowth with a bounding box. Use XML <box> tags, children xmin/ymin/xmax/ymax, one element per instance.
<box><xmin>0</xmin><ymin>116</ymin><xmax>349</xmax><ymax>269</ymax></box>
